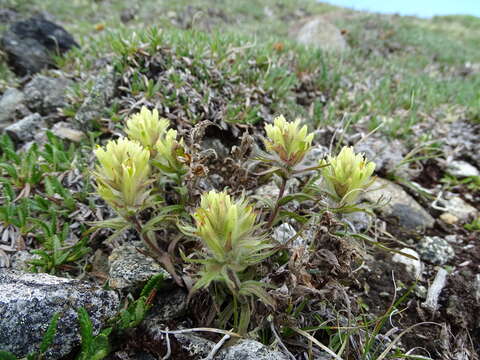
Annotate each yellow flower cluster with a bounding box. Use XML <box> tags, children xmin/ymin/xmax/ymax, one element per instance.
<box><xmin>94</xmin><ymin>107</ymin><xmax>186</xmax><ymax>216</ymax></box>
<box><xmin>320</xmin><ymin>146</ymin><xmax>376</xmax><ymax>205</ymax></box>
<box><xmin>94</xmin><ymin>138</ymin><xmax>151</xmax><ymax>216</ymax></box>
<box><xmin>125</xmin><ymin>107</ymin><xmax>169</xmax><ymax>149</ymax></box>
<box><xmin>264</xmin><ymin>115</ymin><xmax>314</xmax><ymax>167</ymax></box>
<box><xmin>192</xmin><ymin>190</ymin><xmax>272</xmax><ymax>290</ymax></box>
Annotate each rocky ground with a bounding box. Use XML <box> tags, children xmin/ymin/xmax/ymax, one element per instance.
<box><xmin>0</xmin><ymin>0</ymin><xmax>479</xmax><ymax>359</ymax></box>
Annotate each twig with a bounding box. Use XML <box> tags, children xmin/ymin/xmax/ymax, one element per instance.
<box><xmin>158</xmin><ymin>327</ymin><xmax>241</xmax><ymax>338</ymax></box>
<box><xmin>291</xmin><ymin>327</ymin><xmax>343</xmax><ymax>360</ymax></box>
<box><xmin>266</xmin><ymin>177</ymin><xmax>287</xmax><ymax>228</ymax></box>
<box><xmin>422</xmin><ymin>268</ymin><xmax>448</xmax><ymax>312</ymax></box>
<box><xmin>133</xmin><ymin>217</ymin><xmax>184</xmax><ymax>287</ymax></box>
<box><xmin>270</xmin><ymin>320</ymin><xmax>296</xmax><ymax>360</ymax></box>
<box><xmin>204</xmin><ymin>334</ymin><xmax>230</xmax><ymax>360</ymax></box>
<box><xmin>161</xmin><ymin>330</ymin><xmax>171</xmax><ymax>360</ymax></box>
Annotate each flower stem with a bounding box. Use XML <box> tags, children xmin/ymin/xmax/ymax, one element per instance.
<box><xmin>266</xmin><ymin>177</ymin><xmax>288</xmax><ymax>229</ymax></box>
<box><xmin>133</xmin><ymin>216</ymin><xmax>184</xmax><ymax>287</ymax></box>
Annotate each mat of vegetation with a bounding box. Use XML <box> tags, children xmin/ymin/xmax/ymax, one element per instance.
<box><xmin>0</xmin><ymin>0</ymin><xmax>479</xmax><ymax>359</ymax></box>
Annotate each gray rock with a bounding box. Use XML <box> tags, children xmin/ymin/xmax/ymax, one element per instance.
<box><xmin>4</xmin><ymin>113</ymin><xmax>45</xmax><ymax>143</ymax></box>
<box><xmin>24</xmin><ymin>75</ymin><xmax>72</xmax><ymax>114</ymax></box>
<box><xmin>74</xmin><ymin>70</ymin><xmax>115</xmax><ymax>130</ymax></box>
<box><xmin>255</xmin><ymin>177</ymin><xmax>300</xmax><ymax>201</ymax></box>
<box><xmin>417</xmin><ymin>236</ymin><xmax>455</xmax><ymax>265</ymax></box>
<box><xmin>255</xmin><ymin>177</ymin><xmax>301</xmax><ymax>213</ymax></box>
<box><xmin>0</xmin><ymin>88</ymin><xmax>24</xmax><ymax>129</ymax></box>
<box><xmin>174</xmin><ymin>334</ymin><xmax>288</xmax><ymax>360</ymax></box>
<box><xmin>474</xmin><ymin>274</ymin><xmax>480</xmax><ymax>303</ymax></box>
<box><xmin>434</xmin><ymin>120</ymin><xmax>480</xmax><ymax>170</ymax></box>
<box><xmin>273</xmin><ymin>223</ymin><xmax>305</xmax><ymax>247</ymax></box>
<box><xmin>202</xmin><ymin>137</ymin><xmax>230</xmax><ymax>158</ymax></box>
<box><xmin>51</xmin><ymin>121</ymin><xmax>85</xmax><ymax>142</ymax></box>
<box><xmin>0</xmin><ymin>8</ymin><xmax>19</xmax><ymax>25</ymax></box>
<box><xmin>440</xmin><ymin>196</ymin><xmax>478</xmax><ymax>222</ymax></box>
<box><xmin>354</xmin><ymin>136</ymin><xmax>411</xmax><ymax>178</ymax></box>
<box><xmin>10</xmin><ymin>250</ymin><xmax>38</xmax><ymax>271</ymax></box>
<box><xmin>296</xmin><ymin>144</ymin><xmax>328</xmax><ymax>177</ymax></box>
<box><xmin>108</xmin><ymin>242</ymin><xmax>170</xmax><ymax>292</ymax></box>
<box><xmin>1</xmin><ymin>15</ymin><xmax>78</xmax><ymax>76</ymax></box>
<box><xmin>341</xmin><ymin>211</ymin><xmax>373</xmax><ymax>232</ymax></box>
<box><xmin>392</xmin><ymin>248</ymin><xmax>423</xmax><ymax>279</ymax></box>
<box><xmin>447</xmin><ymin>160</ymin><xmax>480</xmax><ymax>178</ymax></box>
<box><xmin>0</xmin><ymin>269</ymin><xmax>119</xmax><ymax>359</ymax></box>
<box><xmin>219</xmin><ymin>339</ymin><xmax>289</xmax><ymax>360</ymax></box>
<box><xmin>143</xmin><ymin>287</ymin><xmax>188</xmax><ymax>339</ymax></box>
<box><xmin>362</xmin><ymin>178</ymin><xmax>435</xmax><ymax>231</ymax></box>
<box><xmin>290</xmin><ymin>16</ymin><xmax>349</xmax><ymax>52</ymax></box>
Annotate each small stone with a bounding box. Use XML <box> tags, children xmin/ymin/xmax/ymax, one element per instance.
<box><xmin>0</xmin><ymin>88</ymin><xmax>24</xmax><ymax>128</ymax></box>
<box><xmin>24</xmin><ymin>75</ymin><xmax>72</xmax><ymax>115</ymax></box>
<box><xmin>9</xmin><ymin>251</ymin><xmax>38</xmax><ymax>271</ymax></box>
<box><xmin>108</xmin><ymin>242</ymin><xmax>170</xmax><ymax>292</ymax></box>
<box><xmin>143</xmin><ymin>288</ymin><xmax>188</xmax><ymax>339</ymax></box>
<box><xmin>447</xmin><ymin>160</ymin><xmax>480</xmax><ymax>178</ymax></box>
<box><xmin>417</xmin><ymin>236</ymin><xmax>455</xmax><ymax>265</ymax></box>
<box><xmin>51</xmin><ymin>121</ymin><xmax>85</xmax><ymax>142</ymax></box>
<box><xmin>445</xmin><ymin>235</ymin><xmax>458</xmax><ymax>243</ymax></box>
<box><xmin>291</xmin><ymin>16</ymin><xmax>349</xmax><ymax>52</ymax></box>
<box><xmin>74</xmin><ymin>70</ymin><xmax>115</xmax><ymax>130</ymax></box>
<box><xmin>255</xmin><ymin>177</ymin><xmax>300</xmax><ymax>200</ymax></box>
<box><xmin>392</xmin><ymin>248</ymin><xmax>423</xmax><ymax>279</ymax></box>
<box><xmin>362</xmin><ymin>178</ymin><xmax>435</xmax><ymax>231</ymax></box>
<box><xmin>474</xmin><ymin>274</ymin><xmax>480</xmax><ymax>302</ymax></box>
<box><xmin>297</xmin><ymin>145</ymin><xmax>328</xmax><ymax>171</ymax></box>
<box><xmin>441</xmin><ymin>196</ymin><xmax>478</xmax><ymax>222</ymax></box>
<box><xmin>415</xmin><ymin>284</ymin><xmax>428</xmax><ymax>299</ymax></box>
<box><xmin>0</xmin><ymin>269</ymin><xmax>119</xmax><ymax>359</ymax></box>
<box><xmin>174</xmin><ymin>334</ymin><xmax>288</xmax><ymax>360</ymax></box>
<box><xmin>202</xmin><ymin>137</ymin><xmax>229</xmax><ymax>158</ymax></box>
<box><xmin>4</xmin><ymin>113</ymin><xmax>45</xmax><ymax>143</ymax></box>
<box><xmin>0</xmin><ymin>8</ymin><xmax>19</xmax><ymax>24</ymax></box>
<box><xmin>219</xmin><ymin>339</ymin><xmax>289</xmax><ymax>360</ymax></box>
<box><xmin>341</xmin><ymin>211</ymin><xmax>372</xmax><ymax>232</ymax></box>
<box><xmin>273</xmin><ymin>223</ymin><xmax>305</xmax><ymax>247</ymax></box>
<box><xmin>440</xmin><ymin>212</ymin><xmax>459</xmax><ymax>225</ymax></box>
<box><xmin>120</xmin><ymin>8</ymin><xmax>137</xmax><ymax>23</ymax></box>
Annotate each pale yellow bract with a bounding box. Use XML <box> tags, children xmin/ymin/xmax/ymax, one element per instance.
<box><xmin>94</xmin><ymin>138</ymin><xmax>152</xmax><ymax>215</ymax></box>
<box><xmin>154</xmin><ymin>128</ymin><xmax>187</xmax><ymax>175</ymax></box>
<box><xmin>263</xmin><ymin>115</ymin><xmax>314</xmax><ymax>167</ymax></box>
<box><xmin>125</xmin><ymin>106</ymin><xmax>170</xmax><ymax>149</ymax></box>
<box><xmin>320</xmin><ymin>146</ymin><xmax>376</xmax><ymax>205</ymax></box>
<box><xmin>191</xmin><ymin>190</ymin><xmax>273</xmax><ymax>291</ymax></box>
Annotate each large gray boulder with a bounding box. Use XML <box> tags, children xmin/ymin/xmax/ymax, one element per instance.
<box><xmin>0</xmin><ymin>269</ymin><xmax>119</xmax><ymax>359</ymax></box>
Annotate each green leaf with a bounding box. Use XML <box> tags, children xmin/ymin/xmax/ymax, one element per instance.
<box><xmin>39</xmin><ymin>312</ymin><xmax>61</xmax><ymax>354</ymax></box>
<box><xmin>0</xmin><ymin>163</ymin><xmax>18</xmax><ymax>179</ymax></box>
<box><xmin>238</xmin><ymin>301</ymin><xmax>251</xmax><ymax>335</ymax></box>
<box><xmin>140</xmin><ymin>273</ymin><xmax>165</xmax><ymax>298</ymax></box>
<box><xmin>0</xmin><ymin>351</ymin><xmax>17</xmax><ymax>360</ymax></box>
<box><xmin>77</xmin><ymin>307</ymin><xmax>94</xmax><ymax>353</ymax></box>
<box><xmin>278</xmin><ymin>192</ymin><xmax>315</xmax><ymax>206</ymax></box>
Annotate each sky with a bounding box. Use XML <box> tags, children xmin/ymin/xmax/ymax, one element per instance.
<box><xmin>322</xmin><ymin>0</ymin><xmax>480</xmax><ymax>18</ymax></box>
